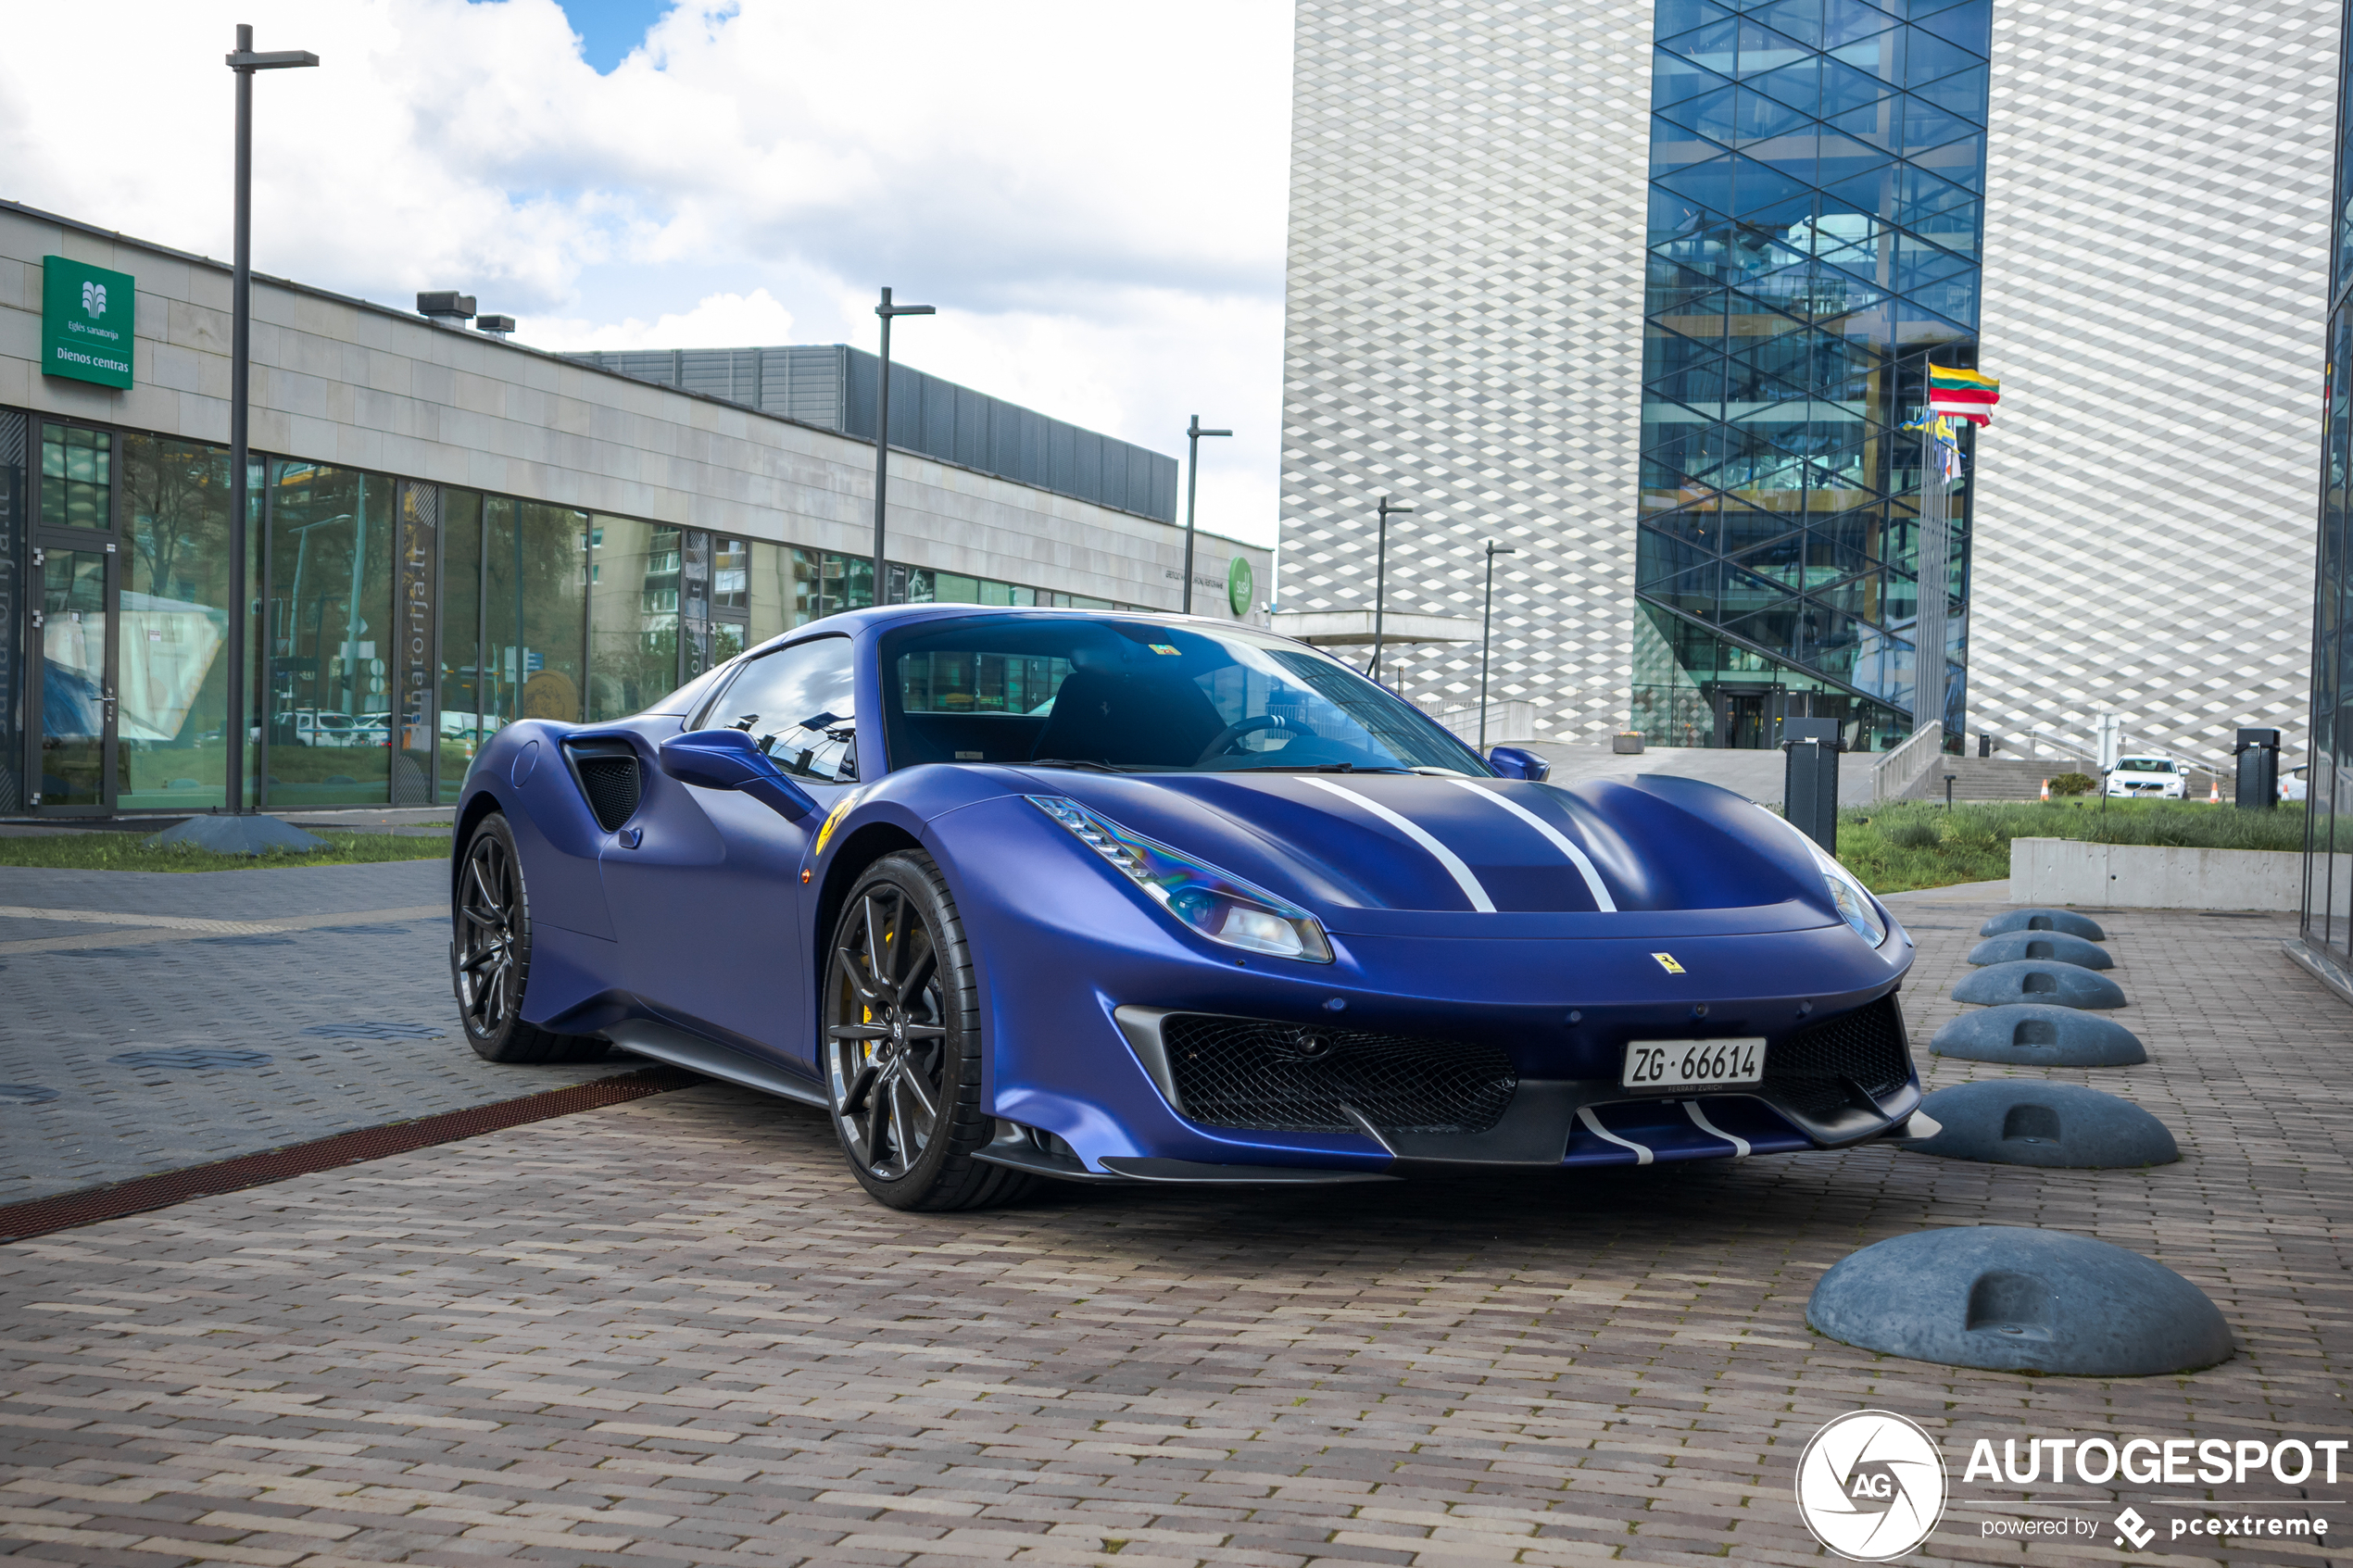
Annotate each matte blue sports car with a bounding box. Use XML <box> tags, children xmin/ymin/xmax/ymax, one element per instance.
<box><xmin>451</xmin><ymin>606</ymin><xmax>1920</xmax><ymax>1210</ymax></box>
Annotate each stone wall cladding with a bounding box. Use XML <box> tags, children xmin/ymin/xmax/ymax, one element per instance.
<box><xmin>1278</xmin><ymin>0</ymin><xmax>1654</xmax><ymax>739</ymax></box>
<box><xmin>1968</xmin><ymin>0</ymin><xmax>2338</xmax><ymax>771</ymax></box>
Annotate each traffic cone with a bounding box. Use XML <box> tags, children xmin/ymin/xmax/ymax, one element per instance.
<box><xmin>2208</xmin><ymin>777</ymin><xmax>2221</xmax><ymax>804</ymax></box>
<box><xmin>2040</xmin><ymin>778</ymin><xmax>2049</xmax><ymax>802</ymax></box>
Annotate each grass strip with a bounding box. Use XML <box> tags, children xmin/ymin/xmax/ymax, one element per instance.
<box><xmin>1836</xmin><ymin>798</ymin><xmax>2328</xmax><ymax>894</ymax></box>
<box><xmin>0</xmin><ymin>828</ymin><xmax>448</xmax><ymax>872</ymax></box>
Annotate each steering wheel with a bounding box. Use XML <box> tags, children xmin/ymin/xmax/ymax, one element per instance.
<box><xmin>1194</xmin><ymin>714</ymin><xmax>1290</xmax><ymax>766</ymax></box>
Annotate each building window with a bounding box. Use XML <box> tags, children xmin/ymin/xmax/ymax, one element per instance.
<box><xmin>265</xmin><ymin>460</ymin><xmax>396</xmax><ymax>806</ymax></box>
<box><xmin>118</xmin><ymin>435</ymin><xmax>235</xmax><ymax>810</ymax></box>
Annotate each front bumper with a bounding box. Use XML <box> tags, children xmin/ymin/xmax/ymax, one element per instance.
<box><xmin>934</xmin><ymin>799</ymin><xmax>1919</xmax><ymax>1184</ymax></box>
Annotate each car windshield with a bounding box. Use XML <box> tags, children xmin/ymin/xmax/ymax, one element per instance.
<box><xmin>2118</xmin><ymin>759</ymin><xmax>2174</xmax><ymax>772</ymax></box>
<box><xmin>880</xmin><ymin>614</ymin><xmax>1493</xmax><ymax>775</ymax></box>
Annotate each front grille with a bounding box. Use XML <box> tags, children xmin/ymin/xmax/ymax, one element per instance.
<box><xmin>1763</xmin><ymin>996</ymin><xmax>1912</xmax><ymax>1115</ymax></box>
<box><xmin>573</xmin><ymin>751</ymin><xmax>641</xmax><ymax>831</ymax></box>
<box><xmin>1159</xmin><ymin>1015</ymin><xmax>1517</xmax><ymax>1135</ymax></box>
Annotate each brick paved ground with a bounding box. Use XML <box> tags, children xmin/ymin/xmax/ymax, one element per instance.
<box><xmin>0</xmin><ymin>862</ymin><xmax>617</xmax><ymax>1202</ymax></box>
<box><xmin>0</xmin><ymin>900</ymin><xmax>2345</xmax><ymax>1565</ymax></box>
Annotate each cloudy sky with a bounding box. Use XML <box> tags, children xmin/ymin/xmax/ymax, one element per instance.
<box><xmin>0</xmin><ymin>0</ymin><xmax>1295</xmax><ymax>545</ymax></box>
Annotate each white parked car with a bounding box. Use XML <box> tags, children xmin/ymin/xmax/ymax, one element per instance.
<box><xmin>2107</xmin><ymin>754</ymin><xmax>2188</xmax><ymax>799</ymax></box>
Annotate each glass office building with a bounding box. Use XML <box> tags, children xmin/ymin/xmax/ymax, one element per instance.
<box><xmin>0</xmin><ymin>411</ymin><xmax>1145</xmax><ymax>818</ymax></box>
<box><xmin>1633</xmin><ymin>0</ymin><xmax>1990</xmax><ymax>748</ymax></box>
<box><xmin>2297</xmin><ymin>0</ymin><xmax>2353</xmax><ymax>1001</ymax></box>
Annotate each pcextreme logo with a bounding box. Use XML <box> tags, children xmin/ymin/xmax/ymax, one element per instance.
<box><xmin>82</xmin><ymin>279</ymin><xmax>107</xmax><ymax>318</ymax></box>
<box><xmin>1797</xmin><ymin>1411</ymin><xmax>1948</xmax><ymax>1562</ymax></box>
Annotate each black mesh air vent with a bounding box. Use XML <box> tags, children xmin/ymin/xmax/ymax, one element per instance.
<box><xmin>570</xmin><ymin>747</ymin><xmax>641</xmax><ymax>832</ymax></box>
<box><xmin>1764</xmin><ymin>996</ymin><xmax>1912</xmax><ymax>1112</ymax></box>
<box><xmin>1159</xmin><ymin>1015</ymin><xmax>1517</xmax><ymax>1135</ymax></box>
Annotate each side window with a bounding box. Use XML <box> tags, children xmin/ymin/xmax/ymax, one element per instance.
<box><xmin>695</xmin><ymin>636</ymin><xmax>859</xmax><ymax>783</ymax></box>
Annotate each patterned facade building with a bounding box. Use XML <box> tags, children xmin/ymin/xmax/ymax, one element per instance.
<box><xmin>1281</xmin><ymin>0</ymin><xmax>2337</xmax><ymax>766</ymax></box>
<box><xmin>1968</xmin><ymin>0</ymin><xmax>2334</xmax><ymax>767</ymax></box>
<box><xmin>1277</xmin><ymin>0</ymin><xmax>1655</xmax><ymax>741</ymax></box>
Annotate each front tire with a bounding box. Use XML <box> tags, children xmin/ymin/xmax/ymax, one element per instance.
<box><xmin>823</xmin><ymin>851</ymin><xmax>1033</xmax><ymax>1210</ymax></box>
<box><xmin>452</xmin><ymin>812</ymin><xmax>610</xmax><ymax>1065</ymax></box>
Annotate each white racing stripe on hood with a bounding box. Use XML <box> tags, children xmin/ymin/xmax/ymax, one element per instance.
<box><xmin>1300</xmin><ymin>776</ymin><xmax>1497</xmax><ymax>912</ymax></box>
<box><xmin>1443</xmin><ymin>778</ymin><xmax>1617</xmax><ymax>912</ymax></box>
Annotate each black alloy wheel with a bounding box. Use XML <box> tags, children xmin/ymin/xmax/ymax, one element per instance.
<box><xmin>822</xmin><ymin>852</ymin><xmax>1033</xmax><ymax>1210</ymax></box>
<box><xmin>451</xmin><ymin>813</ymin><xmax>608</xmax><ymax>1064</ymax></box>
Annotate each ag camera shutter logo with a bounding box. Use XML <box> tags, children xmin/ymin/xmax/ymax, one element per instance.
<box><xmin>82</xmin><ymin>280</ymin><xmax>107</xmax><ymax>319</ymax></box>
<box><xmin>1796</xmin><ymin>1410</ymin><xmax>1948</xmax><ymax>1561</ymax></box>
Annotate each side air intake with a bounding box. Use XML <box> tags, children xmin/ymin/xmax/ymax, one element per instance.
<box><xmin>564</xmin><ymin>740</ymin><xmax>641</xmax><ymax>832</ymax></box>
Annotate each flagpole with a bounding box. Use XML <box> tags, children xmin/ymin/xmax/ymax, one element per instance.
<box><xmin>1915</xmin><ymin>383</ymin><xmax>1949</xmax><ymax>751</ymax></box>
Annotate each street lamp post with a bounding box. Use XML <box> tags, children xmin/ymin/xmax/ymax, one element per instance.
<box><xmin>1478</xmin><ymin>539</ymin><xmax>1517</xmax><ymax>752</ymax></box>
<box><xmin>869</xmin><ymin>286</ymin><xmax>935</xmax><ymax>607</ymax></box>
<box><xmin>1367</xmin><ymin>494</ymin><xmax>1414</xmax><ymax>684</ymax></box>
<box><xmin>1179</xmin><ymin>415</ymin><xmax>1232</xmax><ymax>615</ymax></box>
<box><xmin>224</xmin><ymin>23</ymin><xmax>317</xmax><ymax>823</ymax></box>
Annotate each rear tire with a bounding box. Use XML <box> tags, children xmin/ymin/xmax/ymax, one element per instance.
<box><xmin>822</xmin><ymin>851</ymin><xmax>1035</xmax><ymax>1210</ymax></box>
<box><xmin>452</xmin><ymin>812</ymin><xmax>610</xmax><ymax>1065</ymax></box>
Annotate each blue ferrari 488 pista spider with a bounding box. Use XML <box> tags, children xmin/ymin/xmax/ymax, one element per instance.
<box><xmin>450</xmin><ymin>606</ymin><xmax>1920</xmax><ymax>1210</ymax></box>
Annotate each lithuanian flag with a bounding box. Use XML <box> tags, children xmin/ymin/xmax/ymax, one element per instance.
<box><xmin>1927</xmin><ymin>363</ymin><xmax>2000</xmax><ymax>426</ymax></box>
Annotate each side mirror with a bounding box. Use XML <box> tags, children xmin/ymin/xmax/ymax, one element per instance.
<box><xmin>1489</xmin><ymin>745</ymin><xmax>1551</xmax><ymax>783</ymax></box>
<box><xmin>657</xmin><ymin>728</ymin><xmax>819</xmax><ymax>822</ymax></box>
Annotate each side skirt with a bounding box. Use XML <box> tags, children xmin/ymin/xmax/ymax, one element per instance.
<box><xmin>605</xmin><ymin>1018</ymin><xmax>829</xmax><ymax>1110</ymax></box>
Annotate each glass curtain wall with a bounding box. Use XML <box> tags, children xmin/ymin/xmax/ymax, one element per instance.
<box><xmin>484</xmin><ymin>499</ymin><xmax>588</xmax><ymax>724</ymax></box>
<box><xmin>438</xmin><ymin>489</ymin><xmax>485</xmax><ymax>799</ymax></box>
<box><xmin>2302</xmin><ymin>5</ymin><xmax>2353</xmax><ymax>969</ymax></box>
<box><xmin>118</xmin><ymin>435</ymin><xmax>234</xmax><ymax>809</ymax></box>
<box><xmin>35</xmin><ymin>424</ymin><xmax>114</xmax><ymax>806</ymax></box>
<box><xmin>0</xmin><ymin>411</ymin><xmax>21</xmax><ymax>811</ymax></box>
<box><xmin>266</xmin><ymin>461</ymin><xmax>394</xmax><ymax>806</ymax></box>
<box><xmin>1636</xmin><ymin>0</ymin><xmax>1990</xmax><ymax>747</ymax></box>
<box><xmin>588</xmin><ymin>518</ymin><xmax>683</xmax><ymax>721</ymax></box>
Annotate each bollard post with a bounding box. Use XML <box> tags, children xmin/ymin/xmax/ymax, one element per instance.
<box><xmin>1780</xmin><ymin>718</ymin><xmax>1843</xmax><ymax>854</ymax></box>
<box><xmin>2233</xmin><ymin>728</ymin><xmax>2281</xmax><ymax>809</ymax></box>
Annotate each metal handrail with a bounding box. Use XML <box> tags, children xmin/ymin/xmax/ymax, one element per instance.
<box><xmin>1870</xmin><ymin>727</ymin><xmax>1948</xmax><ymax>801</ymax></box>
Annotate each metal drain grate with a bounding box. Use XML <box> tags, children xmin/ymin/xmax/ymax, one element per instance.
<box><xmin>108</xmin><ymin>1048</ymin><xmax>273</xmax><ymax>1070</ymax></box>
<box><xmin>309</xmin><ymin>923</ymin><xmax>412</xmax><ymax>936</ymax></box>
<box><xmin>0</xmin><ymin>1085</ymin><xmax>60</xmax><ymax>1104</ymax></box>
<box><xmin>299</xmin><ymin>1022</ymin><xmax>446</xmax><ymax>1041</ymax></box>
<box><xmin>193</xmin><ymin>935</ymin><xmax>297</xmax><ymax>947</ymax></box>
<box><xmin>0</xmin><ymin>1066</ymin><xmax>702</xmax><ymax>1244</ymax></box>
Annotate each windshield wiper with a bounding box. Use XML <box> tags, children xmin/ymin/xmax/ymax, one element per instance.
<box><xmin>1025</xmin><ymin>758</ymin><xmax>1128</xmax><ymax>773</ymax></box>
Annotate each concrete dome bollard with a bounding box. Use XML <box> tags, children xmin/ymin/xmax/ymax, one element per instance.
<box><xmin>1952</xmin><ymin>960</ymin><xmax>2126</xmax><ymax>1010</ymax></box>
<box><xmin>1980</xmin><ymin>909</ymin><xmax>2107</xmax><ymax>941</ymax></box>
<box><xmin>1967</xmin><ymin>930</ymin><xmax>2114</xmax><ymax>970</ymax></box>
<box><xmin>1806</xmin><ymin>1226</ymin><xmax>2233</xmax><ymax>1375</ymax></box>
<box><xmin>1902</xmin><ymin>1083</ymin><xmax>2177</xmax><ymax>1168</ymax></box>
<box><xmin>1930</xmin><ymin>1005</ymin><xmax>2146</xmax><ymax>1066</ymax></box>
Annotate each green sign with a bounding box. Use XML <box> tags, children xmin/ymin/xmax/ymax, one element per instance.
<box><xmin>1227</xmin><ymin>554</ymin><xmax>1254</xmax><ymax>617</ymax></box>
<box><xmin>42</xmin><ymin>256</ymin><xmax>134</xmax><ymax>390</ymax></box>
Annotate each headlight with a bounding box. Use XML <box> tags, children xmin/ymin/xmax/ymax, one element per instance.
<box><xmin>1820</xmin><ymin>863</ymin><xmax>1889</xmax><ymax>947</ymax></box>
<box><xmin>1027</xmin><ymin>795</ymin><xmax>1334</xmax><ymax>962</ymax></box>
<box><xmin>1755</xmin><ymin>803</ymin><xmax>1890</xmax><ymax>947</ymax></box>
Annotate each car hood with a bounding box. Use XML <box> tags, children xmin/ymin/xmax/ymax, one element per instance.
<box><xmin>1000</xmin><ymin>767</ymin><xmax>1870</xmax><ymax>942</ymax></box>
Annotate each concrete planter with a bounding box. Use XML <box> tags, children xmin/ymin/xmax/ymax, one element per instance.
<box><xmin>2009</xmin><ymin>836</ymin><xmax>2337</xmax><ymax>911</ymax></box>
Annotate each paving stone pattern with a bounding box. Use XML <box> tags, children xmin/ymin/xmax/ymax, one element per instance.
<box><xmin>0</xmin><ymin>864</ymin><xmax>616</xmax><ymax>1204</ymax></box>
<box><xmin>0</xmin><ymin>902</ymin><xmax>2346</xmax><ymax>1564</ymax></box>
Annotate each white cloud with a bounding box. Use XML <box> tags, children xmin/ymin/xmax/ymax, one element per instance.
<box><xmin>538</xmin><ymin>287</ymin><xmax>796</xmax><ymax>351</ymax></box>
<box><xmin>0</xmin><ymin>0</ymin><xmax>1294</xmax><ymax>545</ymax></box>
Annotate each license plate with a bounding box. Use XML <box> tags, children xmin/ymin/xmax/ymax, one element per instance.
<box><xmin>1622</xmin><ymin>1037</ymin><xmax>1767</xmax><ymax>1090</ymax></box>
